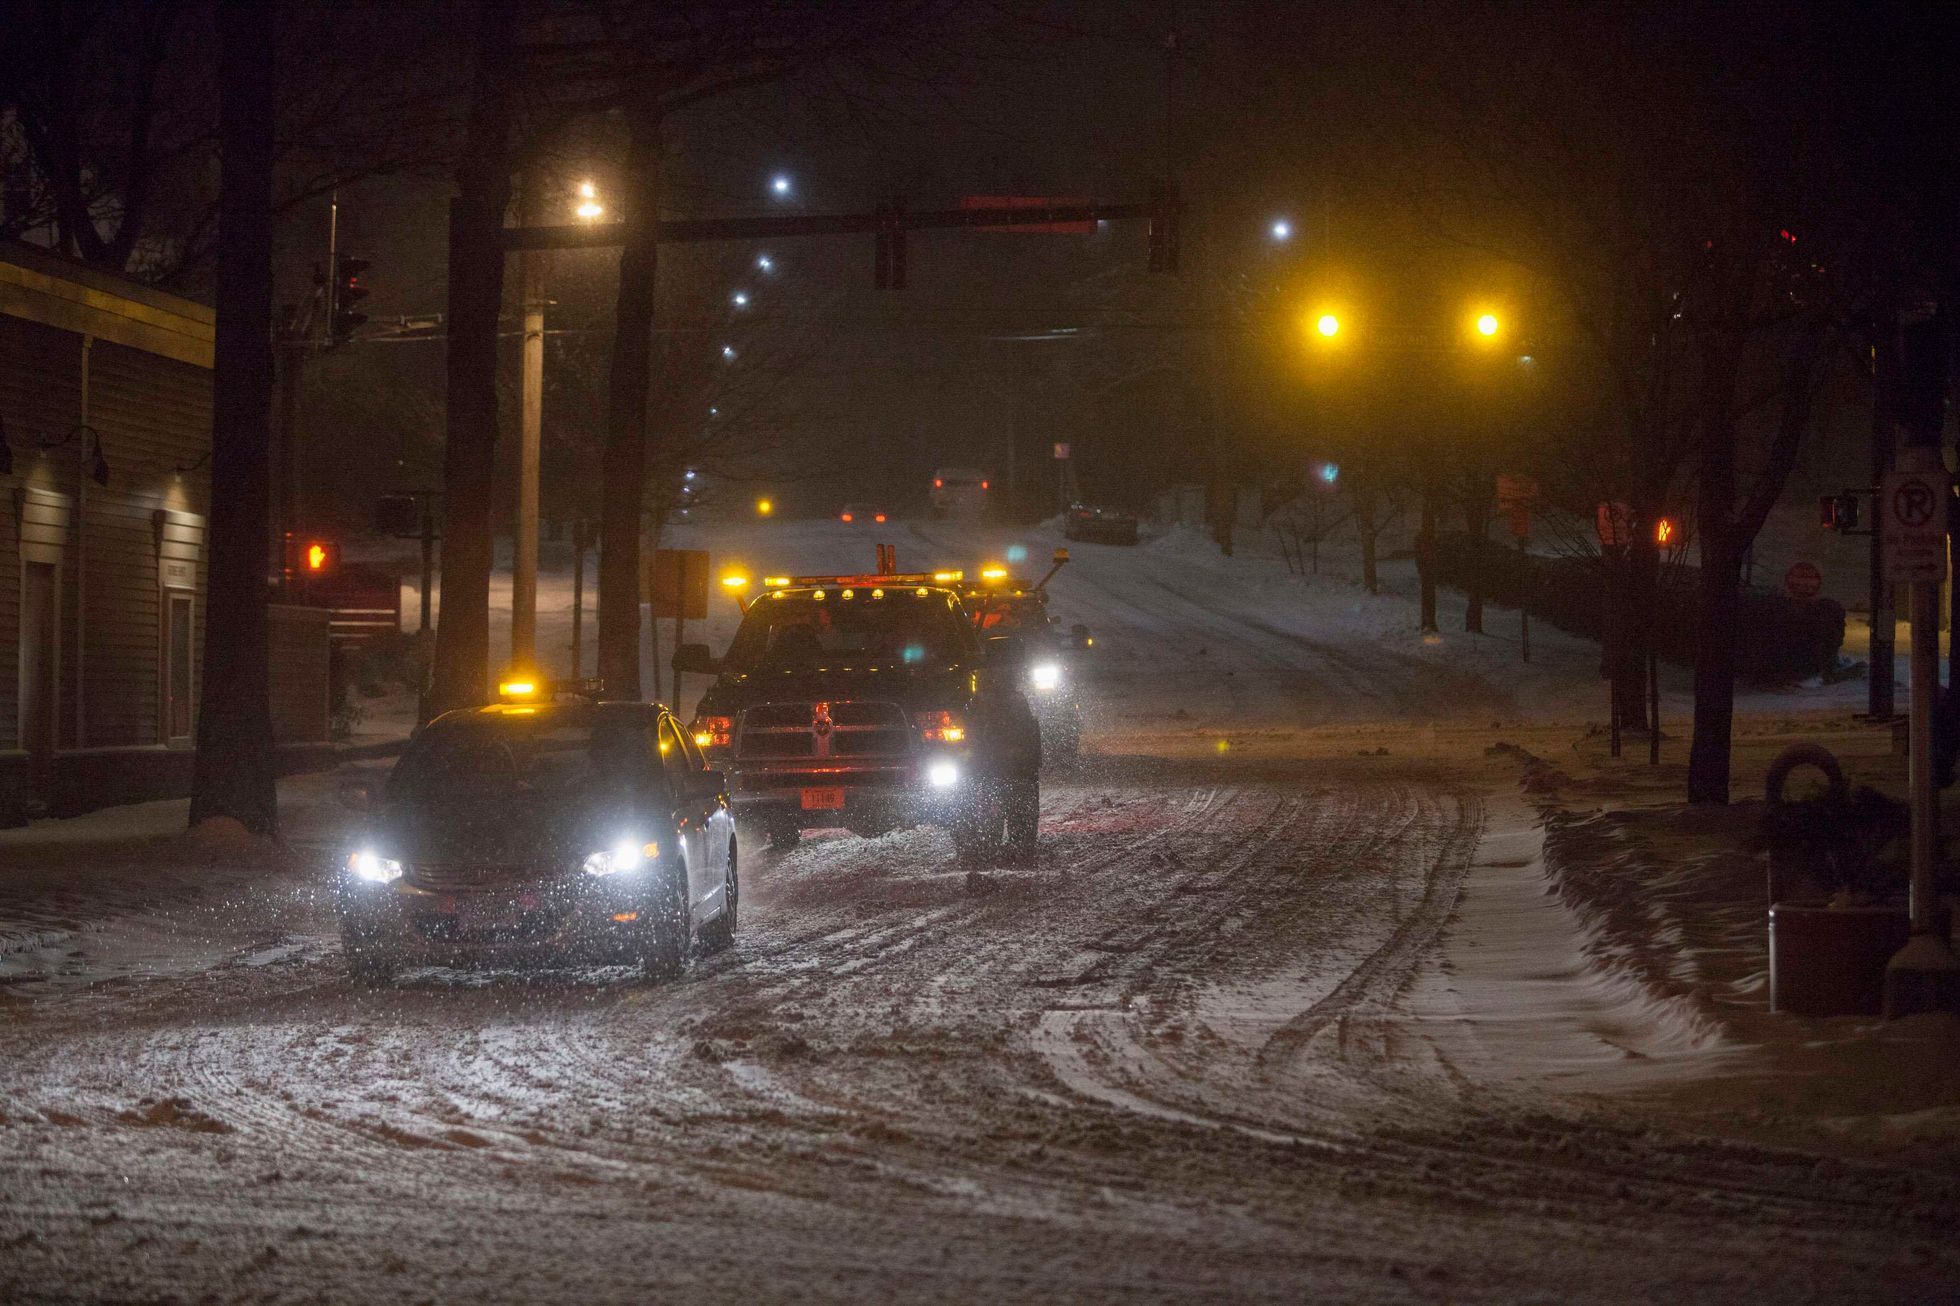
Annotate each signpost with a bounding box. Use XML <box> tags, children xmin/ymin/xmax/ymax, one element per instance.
<box><xmin>1783</xmin><ymin>561</ymin><xmax>1823</xmax><ymax>600</ymax></box>
<box><xmin>1881</xmin><ymin>454</ymin><xmax>1957</xmax><ymax>1015</ymax></box>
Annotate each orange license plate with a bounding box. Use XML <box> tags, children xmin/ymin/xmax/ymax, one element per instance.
<box><xmin>800</xmin><ymin>787</ymin><xmax>846</xmax><ymax>810</ymax></box>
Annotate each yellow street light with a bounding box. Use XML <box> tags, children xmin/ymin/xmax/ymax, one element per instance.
<box><xmin>756</xmin><ymin>497</ymin><xmax>774</xmax><ymax>516</ymax></box>
<box><xmin>1476</xmin><ymin>312</ymin><xmax>1500</xmax><ymax>337</ymax></box>
<box><xmin>1316</xmin><ymin>313</ymin><xmax>1341</xmax><ymax>338</ymax></box>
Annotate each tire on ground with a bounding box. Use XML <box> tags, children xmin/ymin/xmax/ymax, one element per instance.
<box><xmin>639</xmin><ymin>861</ymin><xmax>691</xmax><ymax>981</ymax></box>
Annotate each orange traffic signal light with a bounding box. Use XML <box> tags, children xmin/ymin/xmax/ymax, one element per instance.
<box><xmin>1655</xmin><ymin>518</ymin><xmax>1676</xmax><ymax>546</ymax></box>
<box><xmin>307</xmin><ymin>543</ymin><xmax>328</xmax><ymax>571</ymax></box>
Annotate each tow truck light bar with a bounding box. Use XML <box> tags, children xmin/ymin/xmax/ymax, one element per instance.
<box><xmin>496</xmin><ymin>675</ymin><xmax>605</xmax><ymax>704</ymax></box>
<box><xmin>777</xmin><ymin>572</ymin><xmax>963</xmax><ymax>588</ymax></box>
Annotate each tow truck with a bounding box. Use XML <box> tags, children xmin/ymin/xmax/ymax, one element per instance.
<box><xmin>333</xmin><ymin>677</ymin><xmax>738</xmax><ymax>985</ymax></box>
<box><xmin>957</xmin><ymin>552</ymin><xmax>1090</xmax><ymax>767</ymax></box>
<box><xmin>675</xmin><ymin>572</ymin><xmax>1041</xmax><ymax>864</ymax></box>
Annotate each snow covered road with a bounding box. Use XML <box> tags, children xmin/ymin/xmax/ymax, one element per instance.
<box><xmin>4</xmin><ymin>519</ymin><xmax>1956</xmax><ymax>1301</ymax></box>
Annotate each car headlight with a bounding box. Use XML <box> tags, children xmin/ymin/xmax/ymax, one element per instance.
<box><xmin>347</xmin><ymin>850</ymin><xmax>403</xmax><ymax>884</ymax></box>
<box><xmin>1029</xmin><ymin>661</ymin><xmax>1063</xmax><ymax>692</ymax></box>
<box><xmin>927</xmin><ymin>760</ymin><xmax>960</xmax><ymax>790</ymax></box>
<box><xmin>584</xmin><ymin>838</ymin><xmax>658</xmax><ymax>877</ymax></box>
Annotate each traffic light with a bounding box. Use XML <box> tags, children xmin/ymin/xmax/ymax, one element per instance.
<box><xmin>331</xmin><ymin>255</ymin><xmax>371</xmax><ymax>345</ymax></box>
<box><xmin>285</xmin><ymin>535</ymin><xmax>337</xmax><ymax>581</ymax></box>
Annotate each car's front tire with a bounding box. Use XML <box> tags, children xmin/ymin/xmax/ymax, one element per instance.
<box><xmin>639</xmin><ymin>861</ymin><xmax>691</xmax><ymax>981</ymax></box>
<box><xmin>344</xmin><ymin>940</ymin><xmax>396</xmax><ymax>988</ymax></box>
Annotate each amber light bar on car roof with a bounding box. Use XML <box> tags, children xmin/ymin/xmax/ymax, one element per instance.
<box><xmin>783</xmin><ymin>572</ymin><xmax>961</xmax><ymax>587</ymax></box>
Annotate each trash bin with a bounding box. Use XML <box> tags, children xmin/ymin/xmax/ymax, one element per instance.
<box><xmin>1770</xmin><ymin>900</ymin><xmax>1949</xmax><ymax>1016</ymax></box>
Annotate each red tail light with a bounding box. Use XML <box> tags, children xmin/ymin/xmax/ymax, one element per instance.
<box><xmin>840</xmin><ymin>512</ymin><xmax>854</xmax><ymax>523</ymax></box>
<box><xmin>692</xmin><ymin>716</ymin><xmax>733</xmax><ymax>749</ymax></box>
<box><xmin>981</xmin><ymin>481</ymin><xmax>989</xmax><ymax>490</ymax></box>
<box><xmin>875</xmin><ymin>513</ymin><xmax>887</xmax><ymax>523</ymax></box>
<box><xmin>934</xmin><ymin>478</ymin><xmax>943</xmax><ymax>488</ymax></box>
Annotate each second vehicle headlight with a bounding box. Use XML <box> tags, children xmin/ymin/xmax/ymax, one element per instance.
<box><xmin>584</xmin><ymin>838</ymin><xmax>658</xmax><ymax>877</ymax></box>
<box><xmin>348</xmin><ymin>850</ymin><xmax>403</xmax><ymax>884</ymax></box>
<box><xmin>1029</xmin><ymin>661</ymin><xmax>1063</xmax><ymax>692</ymax></box>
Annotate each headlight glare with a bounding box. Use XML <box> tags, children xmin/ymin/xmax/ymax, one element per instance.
<box><xmin>584</xmin><ymin>838</ymin><xmax>656</xmax><ymax>877</ymax></box>
<box><xmin>348</xmin><ymin>850</ymin><xmax>403</xmax><ymax>884</ymax></box>
<box><xmin>1029</xmin><ymin>661</ymin><xmax>1063</xmax><ymax>692</ymax></box>
<box><xmin>928</xmin><ymin>760</ymin><xmax>959</xmax><ymax>789</ymax></box>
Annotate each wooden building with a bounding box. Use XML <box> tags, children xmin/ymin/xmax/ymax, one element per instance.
<box><xmin>0</xmin><ymin>241</ymin><xmax>215</xmax><ymax>816</ymax></box>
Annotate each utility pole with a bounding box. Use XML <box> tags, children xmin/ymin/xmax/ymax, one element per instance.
<box><xmin>513</xmin><ymin>169</ymin><xmax>548</xmax><ymax>667</ymax></box>
<box><xmin>1871</xmin><ymin>325</ymin><xmax>1897</xmax><ymax>719</ymax></box>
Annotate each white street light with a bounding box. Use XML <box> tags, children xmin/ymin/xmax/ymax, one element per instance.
<box><xmin>721</xmin><ymin>345</ymin><xmax>737</xmax><ymax>361</ymax></box>
<box><xmin>770</xmin><ymin>174</ymin><xmax>792</xmax><ymax>198</ymax></box>
<box><xmin>756</xmin><ymin>253</ymin><xmax>775</xmax><ymax>272</ymax></box>
<box><xmin>1270</xmin><ymin>218</ymin><xmax>1292</xmax><ymax>241</ymax></box>
<box><xmin>732</xmin><ymin>290</ymin><xmax>750</xmax><ymax>308</ymax></box>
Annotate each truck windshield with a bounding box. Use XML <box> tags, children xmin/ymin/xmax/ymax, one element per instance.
<box><xmin>724</xmin><ymin>593</ymin><xmax>969</xmax><ymax>672</ymax></box>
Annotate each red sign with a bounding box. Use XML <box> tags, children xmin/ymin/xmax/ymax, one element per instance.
<box><xmin>1595</xmin><ymin>502</ymin><xmax>1631</xmax><ymax>549</ymax></box>
<box><xmin>958</xmin><ymin>196</ymin><xmax>1096</xmax><ymax>234</ymax></box>
<box><xmin>1495</xmin><ymin>474</ymin><xmax>1538</xmax><ymax>510</ymax></box>
<box><xmin>1784</xmin><ymin>561</ymin><xmax>1823</xmax><ymax>600</ymax></box>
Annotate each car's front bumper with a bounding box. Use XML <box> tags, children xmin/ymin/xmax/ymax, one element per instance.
<box><xmin>336</xmin><ymin>870</ymin><xmax>665</xmax><ymax>966</ymax></box>
<box><xmin>721</xmin><ymin>754</ymin><xmax>970</xmax><ymax>828</ymax></box>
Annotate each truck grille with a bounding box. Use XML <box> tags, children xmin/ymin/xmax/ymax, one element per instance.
<box><xmin>406</xmin><ymin>862</ymin><xmax>560</xmax><ymax>894</ymax></box>
<box><xmin>736</xmin><ymin>701</ymin><xmax>912</xmax><ymax>762</ymax></box>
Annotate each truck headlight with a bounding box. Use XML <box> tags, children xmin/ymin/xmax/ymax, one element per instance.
<box><xmin>584</xmin><ymin>838</ymin><xmax>658</xmax><ymax>877</ymax></box>
<box><xmin>927</xmin><ymin>760</ymin><xmax>960</xmax><ymax>789</ymax></box>
<box><xmin>348</xmin><ymin>850</ymin><xmax>403</xmax><ymax>884</ymax></box>
<box><xmin>1029</xmin><ymin>661</ymin><xmax>1063</xmax><ymax>692</ymax></box>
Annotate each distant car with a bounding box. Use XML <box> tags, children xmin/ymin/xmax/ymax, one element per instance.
<box><xmin>930</xmin><ymin>468</ymin><xmax>991</xmax><ymax>519</ymax></box>
<box><xmin>1063</xmin><ymin>503</ymin><xmax>1139</xmax><ymax>545</ymax></box>
<box><xmin>839</xmin><ymin>503</ymin><xmax>891</xmax><ymax>524</ymax></box>
<box><xmin>334</xmin><ymin>692</ymin><xmax>738</xmax><ymax>985</ymax></box>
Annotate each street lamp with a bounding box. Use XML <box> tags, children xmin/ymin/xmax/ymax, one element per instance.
<box><xmin>1270</xmin><ymin>218</ymin><xmax>1292</xmax><ymax>242</ymax></box>
<box><xmin>770</xmin><ymin>174</ymin><xmax>792</xmax><ymax>198</ymax></box>
<box><xmin>1476</xmin><ymin>312</ymin><xmax>1500</xmax><ymax>337</ymax></box>
<box><xmin>732</xmin><ymin>290</ymin><xmax>750</xmax><ymax>308</ymax></box>
<box><xmin>1316</xmin><ymin>313</ymin><xmax>1341</xmax><ymax>338</ymax></box>
<box><xmin>756</xmin><ymin>497</ymin><xmax>774</xmax><ymax>517</ymax></box>
<box><xmin>721</xmin><ymin>344</ymin><xmax>737</xmax><ymax>361</ymax></box>
<box><xmin>756</xmin><ymin>253</ymin><xmax>774</xmax><ymax>273</ymax></box>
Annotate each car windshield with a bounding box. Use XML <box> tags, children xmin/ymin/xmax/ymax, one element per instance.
<box><xmin>386</xmin><ymin>712</ymin><xmax>651</xmax><ymax>806</ymax></box>
<box><xmin>723</xmin><ymin>592</ymin><xmax>970</xmax><ymax>671</ymax></box>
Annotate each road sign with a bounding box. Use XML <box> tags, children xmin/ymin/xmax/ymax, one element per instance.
<box><xmin>1496</xmin><ymin>474</ymin><xmax>1538</xmax><ymax>510</ymax></box>
<box><xmin>1784</xmin><ymin>561</ymin><xmax>1823</xmax><ymax>600</ymax></box>
<box><xmin>1882</xmin><ymin>467</ymin><xmax>1950</xmax><ymax>584</ymax></box>
<box><xmin>649</xmin><ymin>548</ymin><xmax>710</xmax><ymax>620</ymax></box>
<box><xmin>1595</xmin><ymin>501</ymin><xmax>1631</xmax><ymax>549</ymax></box>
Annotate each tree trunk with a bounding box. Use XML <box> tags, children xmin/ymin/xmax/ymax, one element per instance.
<box><xmin>1354</xmin><ymin>484</ymin><xmax>1379</xmax><ymax>594</ymax></box>
<box><xmin>597</xmin><ymin>111</ymin><xmax>662</xmax><ymax>700</ymax></box>
<box><xmin>188</xmin><ymin>0</ymin><xmax>279</xmax><ymax>836</ymax></box>
<box><xmin>1462</xmin><ymin>491</ymin><xmax>1490</xmax><ymax>634</ymax></box>
<box><xmin>426</xmin><ymin>0</ymin><xmax>515</xmax><ymax>717</ymax></box>
<box><xmin>1687</xmin><ymin>532</ymin><xmax>1741</xmax><ymax>803</ymax></box>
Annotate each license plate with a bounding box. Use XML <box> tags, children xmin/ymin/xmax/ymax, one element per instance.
<box><xmin>800</xmin><ymin>787</ymin><xmax>846</xmax><ymax>810</ymax></box>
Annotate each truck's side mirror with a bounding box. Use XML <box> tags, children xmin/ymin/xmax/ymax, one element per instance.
<box><xmin>672</xmin><ymin>643</ymin><xmax>719</xmax><ymax>676</ymax></box>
